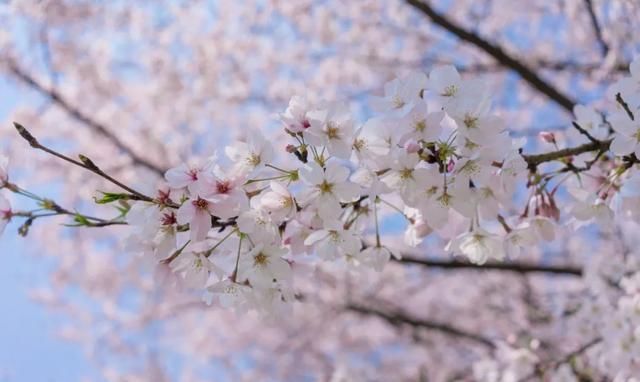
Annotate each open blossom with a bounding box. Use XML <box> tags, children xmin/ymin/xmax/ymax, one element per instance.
<box><xmin>280</xmin><ymin>95</ymin><xmax>314</xmax><ymax>133</ymax></box>
<box><xmin>569</xmin><ymin>187</ymin><xmax>614</xmax><ymax>227</ymax></box>
<box><xmin>259</xmin><ymin>181</ymin><xmax>296</xmax><ymax>222</ymax></box>
<box><xmin>0</xmin><ymin>193</ymin><xmax>11</xmax><ymax>235</ymax></box>
<box><xmin>164</xmin><ymin>158</ymin><xmax>214</xmax><ymax>194</ymax></box>
<box><xmin>447</xmin><ymin>228</ymin><xmax>505</xmax><ymax>264</ymax></box>
<box><xmin>127</xmin><ymin>201</ymin><xmax>178</xmax><ymax>259</ymax></box>
<box><xmin>237</xmin><ymin>207</ymin><xmax>279</xmax><ymax>243</ymax></box>
<box><xmin>177</xmin><ymin>196</ymin><xmax>216</xmax><ymax>241</ymax></box>
<box><xmin>237</xmin><ymin>244</ymin><xmax>292</xmax><ymax>289</ymax></box>
<box><xmin>352</xmin><ymin>117</ymin><xmax>395</xmax><ymax>169</ymax></box>
<box><xmin>171</xmin><ymin>241</ymin><xmax>224</xmax><ymax>288</ymax></box>
<box><xmin>225</xmin><ymin>130</ymin><xmax>274</xmax><ymax>175</ymax></box>
<box><xmin>370</xmin><ymin>72</ymin><xmax>426</xmax><ymax>114</ymax></box>
<box><xmin>304</xmin><ymin>220</ymin><xmax>361</xmax><ymax>261</ymax></box>
<box><xmin>398</xmin><ymin>102</ymin><xmax>444</xmax><ymax>145</ymax></box>
<box><xmin>299</xmin><ymin>161</ymin><xmax>359</xmax><ymax>221</ymax></box>
<box><xmin>306</xmin><ymin>102</ymin><xmax>355</xmax><ymax>159</ymax></box>
<box><xmin>609</xmin><ymin>111</ymin><xmax>640</xmax><ymax>158</ymax></box>
<box><xmin>382</xmin><ymin>152</ymin><xmax>429</xmax><ymax>202</ymax></box>
<box><xmin>201</xmin><ymin>167</ymin><xmax>248</xmax><ymax>219</ymax></box>
<box><xmin>503</xmin><ymin>223</ymin><xmax>538</xmax><ymax>258</ymax></box>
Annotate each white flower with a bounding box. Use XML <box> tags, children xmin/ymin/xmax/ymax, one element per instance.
<box><xmin>280</xmin><ymin>95</ymin><xmax>314</xmax><ymax>133</ymax></box>
<box><xmin>350</xmin><ymin>168</ymin><xmax>390</xmax><ymax>199</ymax></box>
<box><xmin>237</xmin><ymin>244</ymin><xmax>292</xmax><ymax>289</ymax></box>
<box><xmin>403</xmin><ymin>208</ymin><xmax>433</xmax><ymax>247</ymax></box>
<box><xmin>225</xmin><ymin>130</ymin><xmax>274</xmax><ymax>175</ymax></box>
<box><xmin>429</xmin><ymin>65</ymin><xmax>488</xmax><ymax>111</ymax></box>
<box><xmin>304</xmin><ymin>221</ymin><xmax>361</xmax><ymax>260</ymax></box>
<box><xmin>609</xmin><ymin>111</ymin><xmax>640</xmax><ymax>158</ymax></box>
<box><xmin>164</xmin><ymin>158</ymin><xmax>214</xmax><ymax>194</ymax></box>
<box><xmin>237</xmin><ymin>208</ymin><xmax>279</xmax><ymax>243</ymax></box>
<box><xmin>371</xmin><ymin>72</ymin><xmax>426</xmax><ymax>114</ymax></box>
<box><xmin>299</xmin><ymin>161</ymin><xmax>360</xmax><ymax>221</ymax></box>
<box><xmin>382</xmin><ymin>152</ymin><xmax>429</xmax><ymax>202</ymax></box>
<box><xmin>171</xmin><ymin>241</ymin><xmax>224</xmax><ymax>288</ymax></box>
<box><xmin>359</xmin><ymin>246</ymin><xmax>392</xmax><ymax>271</ymax></box>
<box><xmin>413</xmin><ymin>170</ymin><xmax>473</xmax><ymax>226</ymax></box>
<box><xmin>528</xmin><ymin>216</ymin><xmax>556</xmax><ymax>242</ymax></box>
<box><xmin>177</xmin><ymin>196</ymin><xmax>216</xmax><ymax>241</ymax></box>
<box><xmin>569</xmin><ymin>187</ymin><xmax>614</xmax><ymax>226</ymax></box>
<box><xmin>449</xmin><ymin>96</ymin><xmax>504</xmax><ymax>147</ymax></box>
<box><xmin>428</xmin><ymin>65</ymin><xmax>462</xmax><ymax>99</ymax></box>
<box><xmin>306</xmin><ymin>102</ymin><xmax>355</xmax><ymax>159</ymax></box>
<box><xmin>352</xmin><ymin>117</ymin><xmax>396</xmax><ymax>169</ymax></box>
<box><xmin>0</xmin><ymin>193</ymin><xmax>11</xmax><ymax>235</ymax></box>
<box><xmin>398</xmin><ymin>102</ymin><xmax>444</xmax><ymax>145</ymax></box>
<box><xmin>503</xmin><ymin>223</ymin><xmax>537</xmax><ymax>258</ymax></box>
<box><xmin>447</xmin><ymin>228</ymin><xmax>505</xmax><ymax>264</ymax></box>
<box><xmin>259</xmin><ymin>181</ymin><xmax>296</xmax><ymax>222</ymax></box>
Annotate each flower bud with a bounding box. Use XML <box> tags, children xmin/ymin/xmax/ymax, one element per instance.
<box><xmin>285</xmin><ymin>144</ymin><xmax>297</xmax><ymax>153</ymax></box>
<box><xmin>538</xmin><ymin>131</ymin><xmax>556</xmax><ymax>144</ymax></box>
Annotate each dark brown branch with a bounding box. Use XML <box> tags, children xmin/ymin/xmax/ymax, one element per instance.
<box><xmin>14</xmin><ymin>122</ymin><xmax>158</xmax><ymax>204</ymax></box>
<box><xmin>522</xmin><ymin>139</ymin><xmax>611</xmax><ymax>171</ymax></box>
<box><xmin>405</xmin><ymin>0</ymin><xmax>577</xmax><ymax>112</ymax></box>
<box><xmin>347</xmin><ymin>303</ymin><xmax>496</xmax><ymax>349</ymax></box>
<box><xmin>583</xmin><ymin>0</ymin><xmax>609</xmax><ymax>57</ymax></box>
<box><xmin>395</xmin><ymin>256</ymin><xmax>583</xmax><ymax>276</ymax></box>
<box><xmin>8</xmin><ymin>63</ymin><xmax>165</xmax><ymax>175</ymax></box>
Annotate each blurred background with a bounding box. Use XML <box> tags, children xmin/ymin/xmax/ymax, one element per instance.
<box><xmin>0</xmin><ymin>1</ymin><xmax>638</xmax><ymax>381</ymax></box>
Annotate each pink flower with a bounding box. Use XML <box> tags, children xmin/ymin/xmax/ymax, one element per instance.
<box><xmin>164</xmin><ymin>158</ymin><xmax>213</xmax><ymax>194</ymax></box>
<box><xmin>538</xmin><ymin>131</ymin><xmax>556</xmax><ymax>144</ymax></box>
<box><xmin>177</xmin><ymin>196</ymin><xmax>216</xmax><ymax>241</ymax></box>
<box><xmin>201</xmin><ymin>168</ymin><xmax>248</xmax><ymax>219</ymax></box>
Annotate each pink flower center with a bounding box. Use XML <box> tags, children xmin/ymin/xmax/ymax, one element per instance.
<box><xmin>188</xmin><ymin>169</ymin><xmax>199</xmax><ymax>181</ymax></box>
<box><xmin>1</xmin><ymin>209</ymin><xmax>11</xmax><ymax>221</ymax></box>
<box><xmin>302</xmin><ymin>119</ymin><xmax>310</xmax><ymax>129</ymax></box>
<box><xmin>216</xmin><ymin>180</ymin><xmax>231</xmax><ymax>194</ymax></box>
<box><xmin>192</xmin><ymin>197</ymin><xmax>209</xmax><ymax>210</ymax></box>
<box><xmin>161</xmin><ymin>212</ymin><xmax>177</xmax><ymax>226</ymax></box>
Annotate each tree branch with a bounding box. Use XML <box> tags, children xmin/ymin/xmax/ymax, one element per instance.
<box><xmin>522</xmin><ymin>139</ymin><xmax>611</xmax><ymax>171</ymax></box>
<box><xmin>394</xmin><ymin>256</ymin><xmax>583</xmax><ymax>277</ymax></box>
<box><xmin>347</xmin><ymin>302</ymin><xmax>496</xmax><ymax>349</ymax></box>
<box><xmin>583</xmin><ymin>0</ymin><xmax>609</xmax><ymax>57</ymax></box>
<box><xmin>405</xmin><ymin>0</ymin><xmax>577</xmax><ymax>112</ymax></box>
<box><xmin>7</xmin><ymin>63</ymin><xmax>165</xmax><ymax>175</ymax></box>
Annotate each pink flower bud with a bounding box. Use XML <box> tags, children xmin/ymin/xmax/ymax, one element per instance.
<box><xmin>447</xmin><ymin>159</ymin><xmax>455</xmax><ymax>172</ymax></box>
<box><xmin>404</xmin><ymin>140</ymin><xmax>420</xmax><ymax>154</ymax></box>
<box><xmin>285</xmin><ymin>144</ymin><xmax>297</xmax><ymax>153</ymax></box>
<box><xmin>538</xmin><ymin>131</ymin><xmax>556</xmax><ymax>144</ymax></box>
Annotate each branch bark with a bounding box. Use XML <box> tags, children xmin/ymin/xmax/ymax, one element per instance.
<box><xmin>395</xmin><ymin>256</ymin><xmax>583</xmax><ymax>277</ymax></box>
<box><xmin>8</xmin><ymin>63</ymin><xmax>165</xmax><ymax>175</ymax></box>
<box><xmin>405</xmin><ymin>0</ymin><xmax>577</xmax><ymax>112</ymax></box>
<box><xmin>347</xmin><ymin>302</ymin><xmax>496</xmax><ymax>349</ymax></box>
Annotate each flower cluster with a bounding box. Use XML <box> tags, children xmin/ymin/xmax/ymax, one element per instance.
<box><xmin>119</xmin><ymin>65</ymin><xmax>557</xmax><ymax>313</ymax></box>
<box><xmin>5</xmin><ymin>61</ymin><xmax>640</xmax><ymax>321</ymax></box>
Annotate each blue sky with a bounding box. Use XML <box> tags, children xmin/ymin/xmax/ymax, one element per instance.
<box><xmin>0</xmin><ymin>72</ymin><xmax>92</xmax><ymax>380</ymax></box>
